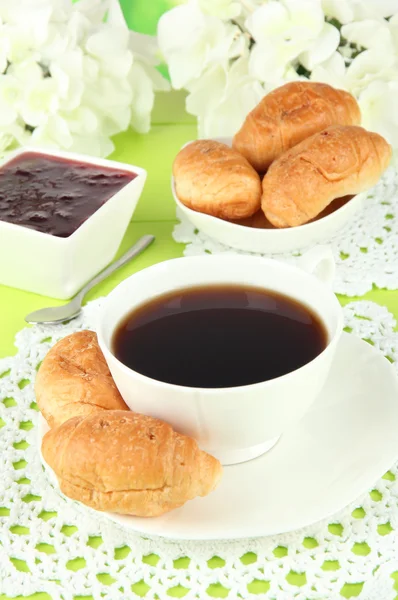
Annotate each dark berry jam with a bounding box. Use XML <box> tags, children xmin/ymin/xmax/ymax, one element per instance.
<box><xmin>0</xmin><ymin>152</ymin><xmax>136</xmax><ymax>237</ymax></box>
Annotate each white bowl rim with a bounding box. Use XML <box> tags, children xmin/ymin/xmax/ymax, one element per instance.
<box><xmin>172</xmin><ymin>177</ymin><xmax>365</xmax><ymax>238</ymax></box>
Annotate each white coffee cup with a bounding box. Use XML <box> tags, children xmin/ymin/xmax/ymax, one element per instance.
<box><xmin>97</xmin><ymin>248</ymin><xmax>343</xmax><ymax>465</ymax></box>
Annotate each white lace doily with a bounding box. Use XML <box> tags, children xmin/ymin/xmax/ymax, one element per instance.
<box><xmin>173</xmin><ymin>167</ymin><xmax>398</xmax><ymax>297</ymax></box>
<box><xmin>1</xmin><ymin>298</ymin><xmax>398</xmax><ymax>599</ymax></box>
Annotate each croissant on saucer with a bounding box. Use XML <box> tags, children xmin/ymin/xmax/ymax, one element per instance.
<box><xmin>233</xmin><ymin>81</ymin><xmax>361</xmax><ymax>172</ymax></box>
<box><xmin>42</xmin><ymin>410</ymin><xmax>222</xmax><ymax>517</ymax></box>
<box><xmin>35</xmin><ymin>331</ymin><xmax>128</xmax><ymax>428</ymax></box>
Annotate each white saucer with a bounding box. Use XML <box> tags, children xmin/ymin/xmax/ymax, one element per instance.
<box><xmin>172</xmin><ymin>137</ymin><xmax>366</xmax><ymax>254</ymax></box>
<box><xmin>39</xmin><ymin>333</ymin><xmax>398</xmax><ymax>540</ymax></box>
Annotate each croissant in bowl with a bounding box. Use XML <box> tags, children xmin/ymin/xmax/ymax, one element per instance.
<box><xmin>173</xmin><ymin>139</ymin><xmax>262</xmax><ymax>220</ymax></box>
<box><xmin>261</xmin><ymin>125</ymin><xmax>392</xmax><ymax>228</ymax></box>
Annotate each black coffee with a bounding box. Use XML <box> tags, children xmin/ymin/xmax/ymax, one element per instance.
<box><xmin>112</xmin><ymin>285</ymin><xmax>327</xmax><ymax>388</ymax></box>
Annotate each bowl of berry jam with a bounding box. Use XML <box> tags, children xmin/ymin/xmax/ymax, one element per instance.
<box><xmin>0</xmin><ymin>147</ymin><xmax>146</xmax><ymax>298</ymax></box>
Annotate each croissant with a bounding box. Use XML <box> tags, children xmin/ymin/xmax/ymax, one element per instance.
<box><xmin>233</xmin><ymin>82</ymin><xmax>361</xmax><ymax>172</ymax></box>
<box><xmin>173</xmin><ymin>139</ymin><xmax>261</xmax><ymax>220</ymax></box>
<box><xmin>36</xmin><ymin>331</ymin><xmax>128</xmax><ymax>428</ymax></box>
<box><xmin>42</xmin><ymin>410</ymin><xmax>223</xmax><ymax>517</ymax></box>
<box><xmin>261</xmin><ymin>125</ymin><xmax>392</xmax><ymax>228</ymax></box>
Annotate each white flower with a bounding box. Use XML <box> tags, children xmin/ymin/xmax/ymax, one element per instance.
<box><xmin>49</xmin><ymin>51</ymin><xmax>84</xmax><ymax>111</ymax></box>
<box><xmin>341</xmin><ymin>20</ymin><xmax>393</xmax><ymax>53</ymax></box>
<box><xmin>0</xmin><ymin>30</ymin><xmax>9</xmax><ymax>74</ymax></box>
<box><xmin>21</xmin><ymin>77</ymin><xmax>59</xmax><ymax>127</ymax></box>
<box><xmin>0</xmin><ymin>75</ymin><xmax>19</xmax><ymax>126</ymax></box>
<box><xmin>312</xmin><ymin>49</ymin><xmax>398</xmax><ymax>94</ymax></box>
<box><xmin>61</xmin><ymin>106</ymin><xmax>98</xmax><ymax>135</ymax></box>
<box><xmin>0</xmin><ymin>0</ymin><xmax>53</xmax><ymax>24</ymax></box>
<box><xmin>246</xmin><ymin>0</ymin><xmax>339</xmax><ymax>82</ymax></box>
<box><xmin>128</xmin><ymin>61</ymin><xmax>156</xmax><ymax>134</ymax></box>
<box><xmin>30</xmin><ymin>114</ymin><xmax>72</xmax><ymax>149</ymax></box>
<box><xmin>322</xmin><ymin>0</ymin><xmax>398</xmax><ymax>24</ymax></box>
<box><xmin>300</xmin><ymin>22</ymin><xmax>340</xmax><ymax>70</ymax></box>
<box><xmin>157</xmin><ymin>3</ymin><xmax>244</xmax><ymax>89</ymax></box>
<box><xmin>85</xmin><ymin>26</ymin><xmax>133</xmax><ymax>79</ymax></box>
<box><xmin>346</xmin><ymin>51</ymin><xmax>398</xmax><ymax>93</ymax></box>
<box><xmin>311</xmin><ymin>51</ymin><xmax>348</xmax><ymax>88</ymax></box>
<box><xmin>359</xmin><ymin>80</ymin><xmax>398</xmax><ymax>148</ymax></box>
<box><xmin>124</xmin><ymin>32</ymin><xmax>170</xmax><ymax>134</ymax></box>
<box><xmin>197</xmin><ymin>0</ymin><xmax>242</xmax><ymax>20</ymax></box>
<box><xmin>8</xmin><ymin>59</ymin><xmax>43</xmax><ymax>86</ymax></box>
<box><xmin>311</xmin><ymin>47</ymin><xmax>398</xmax><ymax>149</ymax></box>
<box><xmin>186</xmin><ymin>56</ymin><xmax>264</xmax><ymax>137</ymax></box>
<box><xmin>0</xmin><ymin>0</ymin><xmax>167</xmax><ymax>156</ymax></box>
<box><xmin>67</xmin><ymin>133</ymin><xmax>115</xmax><ymax>158</ymax></box>
<box><xmin>72</xmin><ymin>0</ymin><xmax>110</xmax><ymax>26</ymax></box>
<box><xmin>0</xmin><ymin>123</ymin><xmax>28</xmax><ymax>153</ymax></box>
<box><xmin>83</xmin><ymin>75</ymin><xmax>133</xmax><ymax>134</ymax></box>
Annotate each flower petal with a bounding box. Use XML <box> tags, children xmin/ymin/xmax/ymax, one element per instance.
<box><xmin>342</xmin><ymin>20</ymin><xmax>392</xmax><ymax>51</ymax></box>
<box><xmin>68</xmin><ymin>133</ymin><xmax>114</xmax><ymax>158</ymax></box>
<box><xmin>158</xmin><ymin>4</ymin><xmax>208</xmax><ymax>55</ymax></box>
<box><xmin>359</xmin><ymin>80</ymin><xmax>398</xmax><ymax>147</ymax></box>
<box><xmin>9</xmin><ymin>59</ymin><xmax>43</xmax><ymax>85</ymax></box>
<box><xmin>245</xmin><ymin>2</ymin><xmax>289</xmax><ymax>41</ymax></box>
<box><xmin>358</xmin><ymin>0</ymin><xmax>398</xmax><ymax>19</ymax></box>
<box><xmin>21</xmin><ymin>77</ymin><xmax>59</xmax><ymax>127</ymax></box>
<box><xmin>311</xmin><ymin>51</ymin><xmax>347</xmax><ymax>88</ymax></box>
<box><xmin>346</xmin><ymin>49</ymin><xmax>397</xmax><ymax>93</ymax></box>
<box><xmin>128</xmin><ymin>62</ymin><xmax>155</xmax><ymax>134</ymax></box>
<box><xmin>321</xmin><ymin>0</ymin><xmax>354</xmax><ymax>24</ymax></box>
<box><xmin>249</xmin><ymin>39</ymin><xmax>304</xmax><ymax>82</ymax></box>
<box><xmin>284</xmin><ymin>0</ymin><xmax>324</xmax><ymax>37</ymax></box>
<box><xmin>158</xmin><ymin>4</ymin><xmax>229</xmax><ymax>89</ymax></box>
<box><xmin>186</xmin><ymin>64</ymin><xmax>227</xmax><ymax>115</ymax></box>
<box><xmin>198</xmin><ymin>78</ymin><xmax>264</xmax><ymax>137</ymax></box>
<box><xmin>300</xmin><ymin>22</ymin><xmax>340</xmax><ymax>70</ymax></box>
<box><xmin>197</xmin><ymin>0</ymin><xmax>242</xmax><ymax>20</ymax></box>
<box><xmin>86</xmin><ymin>26</ymin><xmax>133</xmax><ymax>78</ymax></box>
<box><xmin>31</xmin><ymin>114</ymin><xmax>73</xmax><ymax>149</ymax></box>
<box><xmin>62</xmin><ymin>106</ymin><xmax>98</xmax><ymax>134</ymax></box>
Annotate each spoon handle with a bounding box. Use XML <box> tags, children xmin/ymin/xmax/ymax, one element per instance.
<box><xmin>76</xmin><ymin>235</ymin><xmax>155</xmax><ymax>301</ymax></box>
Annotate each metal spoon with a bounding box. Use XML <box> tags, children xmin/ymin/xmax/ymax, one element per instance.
<box><xmin>25</xmin><ymin>234</ymin><xmax>155</xmax><ymax>325</ymax></box>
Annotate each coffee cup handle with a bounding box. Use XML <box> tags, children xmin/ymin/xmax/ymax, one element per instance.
<box><xmin>297</xmin><ymin>246</ymin><xmax>335</xmax><ymax>287</ymax></box>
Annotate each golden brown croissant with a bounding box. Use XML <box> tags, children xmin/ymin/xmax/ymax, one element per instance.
<box><xmin>261</xmin><ymin>125</ymin><xmax>391</xmax><ymax>228</ymax></box>
<box><xmin>36</xmin><ymin>331</ymin><xmax>128</xmax><ymax>428</ymax></box>
<box><xmin>173</xmin><ymin>139</ymin><xmax>261</xmax><ymax>220</ymax></box>
<box><xmin>233</xmin><ymin>82</ymin><xmax>361</xmax><ymax>172</ymax></box>
<box><xmin>42</xmin><ymin>410</ymin><xmax>222</xmax><ymax>517</ymax></box>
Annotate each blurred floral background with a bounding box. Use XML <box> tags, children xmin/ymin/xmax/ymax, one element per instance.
<box><xmin>2</xmin><ymin>0</ymin><xmax>398</xmax><ymax>158</ymax></box>
<box><xmin>0</xmin><ymin>0</ymin><xmax>176</xmax><ymax>158</ymax></box>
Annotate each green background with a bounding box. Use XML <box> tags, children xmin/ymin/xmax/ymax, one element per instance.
<box><xmin>120</xmin><ymin>0</ymin><xmax>183</xmax><ymax>35</ymax></box>
<box><xmin>0</xmin><ymin>1</ymin><xmax>397</xmax><ymax>599</ymax></box>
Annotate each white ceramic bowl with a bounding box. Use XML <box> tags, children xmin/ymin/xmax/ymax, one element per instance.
<box><xmin>97</xmin><ymin>247</ymin><xmax>343</xmax><ymax>466</ymax></box>
<box><xmin>0</xmin><ymin>147</ymin><xmax>146</xmax><ymax>299</ymax></box>
<box><xmin>172</xmin><ymin>137</ymin><xmax>366</xmax><ymax>254</ymax></box>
